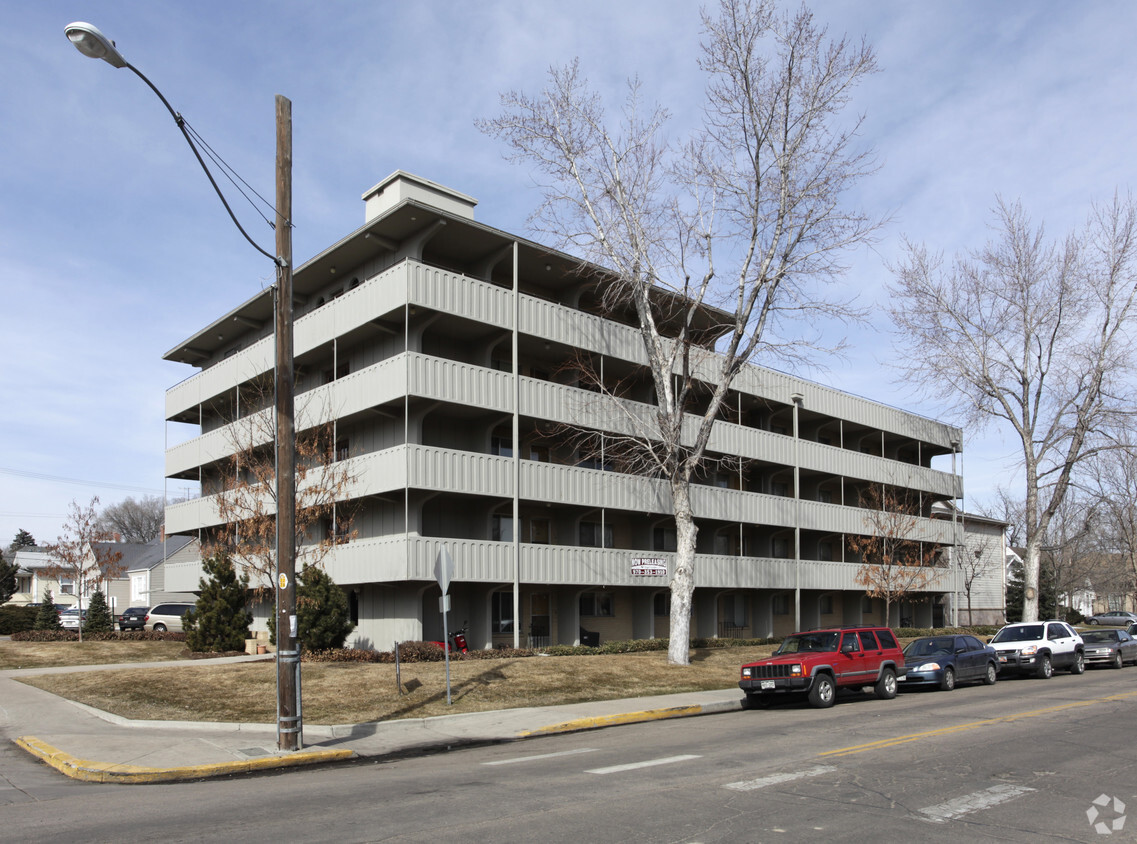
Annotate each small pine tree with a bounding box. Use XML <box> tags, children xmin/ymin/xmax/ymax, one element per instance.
<box><xmin>35</xmin><ymin>589</ymin><xmax>63</xmax><ymax>631</ymax></box>
<box><xmin>185</xmin><ymin>552</ymin><xmax>252</xmax><ymax>653</ymax></box>
<box><xmin>0</xmin><ymin>549</ymin><xmax>19</xmax><ymax>604</ymax></box>
<box><xmin>83</xmin><ymin>590</ymin><xmax>114</xmax><ymax>633</ymax></box>
<box><xmin>268</xmin><ymin>565</ymin><xmax>355</xmax><ymax>649</ymax></box>
<box><xmin>297</xmin><ymin>564</ymin><xmax>354</xmax><ymax>650</ymax></box>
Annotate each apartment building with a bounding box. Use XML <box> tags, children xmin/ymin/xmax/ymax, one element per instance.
<box><xmin>163</xmin><ymin>171</ymin><xmax>968</xmax><ymax>651</ymax></box>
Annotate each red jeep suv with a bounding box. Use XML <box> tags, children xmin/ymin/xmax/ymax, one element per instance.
<box><xmin>739</xmin><ymin>626</ymin><xmax>907</xmax><ymax>709</ymax></box>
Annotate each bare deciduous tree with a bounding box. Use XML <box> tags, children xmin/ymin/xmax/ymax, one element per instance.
<box><xmin>208</xmin><ymin>385</ymin><xmax>357</xmax><ymax>598</ymax></box>
<box><xmin>480</xmin><ymin>0</ymin><xmax>879</xmax><ymax>664</ymax></box>
<box><xmin>43</xmin><ymin>497</ymin><xmax>125</xmax><ymax>642</ymax></box>
<box><xmin>848</xmin><ymin>487</ymin><xmax>939</xmax><ymax>627</ymax></box>
<box><xmin>1086</xmin><ymin>441</ymin><xmax>1137</xmax><ymax>608</ymax></box>
<box><xmin>97</xmin><ymin>495</ymin><xmax>166</xmax><ymax>543</ymax></box>
<box><xmin>889</xmin><ymin>195</ymin><xmax>1137</xmax><ymax>623</ymax></box>
<box><xmin>956</xmin><ymin>529</ymin><xmax>994</xmax><ymax>627</ymax></box>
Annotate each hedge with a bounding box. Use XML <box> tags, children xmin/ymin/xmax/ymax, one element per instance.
<box><xmin>9</xmin><ymin>630</ymin><xmax>187</xmax><ymax>643</ymax></box>
<box><xmin>0</xmin><ymin>604</ymin><xmax>38</xmax><ymax>635</ymax></box>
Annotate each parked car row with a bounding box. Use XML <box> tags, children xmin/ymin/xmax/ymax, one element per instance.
<box><xmin>739</xmin><ymin>619</ymin><xmax>1136</xmax><ymax>710</ymax></box>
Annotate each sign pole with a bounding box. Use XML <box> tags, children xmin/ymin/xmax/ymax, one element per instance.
<box><xmin>434</xmin><ymin>546</ymin><xmax>455</xmax><ymax>705</ymax></box>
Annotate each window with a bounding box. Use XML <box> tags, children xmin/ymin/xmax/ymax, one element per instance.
<box><xmin>335</xmin><ymin>437</ymin><xmax>350</xmax><ymax>462</ymax></box>
<box><xmin>529</xmin><ymin>445</ymin><xmax>549</xmax><ymax>462</ymax></box>
<box><xmin>818</xmin><ymin>541</ymin><xmax>833</xmax><ymax>561</ymax></box>
<box><xmin>722</xmin><ymin>594</ymin><xmax>747</xmax><ymax>627</ymax></box>
<box><xmin>818</xmin><ymin>490</ymin><xmax>833</xmax><ymax>504</ymax></box>
<box><xmin>819</xmin><ymin>595</ymin><xmax>834</xmax><ymax>615</ymax></box>
<box><xmin>653</xmin><ymin>527</ymin><xmax>677</xmax><ymax>552</ymax></box>
<box><xmin>492</xmin><ymin>515</ymin><xmax>513</xmax><ymax>543</ymax></box>
<box><xmin>862</xmin><ymin>596</ymin><xmax>874</xmax><ymax>614</ymax></box>
<box><xmin>772</xmin><ymin>537</ymin><xmax>790</xmax><ymax>558</ymax></box>
<box><xmin>492</xmin><ymin>435</ymin><xmax>513</xmax><ymax>457</ymax></box>
<box><xmin>530</xmin><ymin>519</ymin><xmax>550</xmax><ymax>544</ymax></box>
<box><xmin>491</xmin><ymin>592</ymin><xmax>513</xmax><ymax>633</ymax></box>
<box><xmin>579</xmin><ymin>521</ymin><xmax>613</xmax><ymax>548</ymax></box>
<box><xmin>59</xmin><ymin>577</ymin><xmax>74</xmax><ymax>595</ymax></box>
<box><xmin>771</xmin><ymin>482</ymin><xmax>789</xmax><ymax>497</ymax></box>
<box><xmin>580</xmin><ymin>592</ymin><xmax>614</xmax><ymax>617</ymax></box>
<box><xmin>859</xmin><ymin>630</ymin><xmax>879</xmax><ymax>650</ymax></box>
<box><xmin>772</xmin><ymin>593</ymin><xmax>790</xmax><ymax>616</ymax></box>
<box><xmin>654</xmin><ymin>592</ymin><xmax>670</xmax><ymax>617</ymax></box>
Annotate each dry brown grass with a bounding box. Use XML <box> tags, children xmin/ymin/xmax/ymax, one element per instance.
<box><xmin>0</xmin><ymin>640</ymin><xmax>192</xmax><ymax>670</ymax></box>
<box><xmin>14</xmin><ymin>644</ymin><xmax>779</xmax><ymax>724</ymax></box>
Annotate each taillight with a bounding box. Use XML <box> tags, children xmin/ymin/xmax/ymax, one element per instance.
<box><xmin>144</xmin><ymin>614</ymin><xmax>150</xmax><ymax>622</ymax></box>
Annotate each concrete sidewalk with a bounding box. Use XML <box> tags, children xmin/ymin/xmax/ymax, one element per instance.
<box><xmin>0</xmin><ymin>655</ymin><xmax>743</xmax><ymax>784</ymax></box>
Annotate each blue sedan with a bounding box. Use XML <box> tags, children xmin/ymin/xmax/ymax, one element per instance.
<box><xmin>901</xmin><ymin>634</ymin><xmax>999</xmax><ymax>691</ymax></box>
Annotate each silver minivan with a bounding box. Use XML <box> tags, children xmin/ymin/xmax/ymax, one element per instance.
<box><xmin>144</xmin><ymin>602</ymin><xmax>196</xmax><ymax>632</ymax></box>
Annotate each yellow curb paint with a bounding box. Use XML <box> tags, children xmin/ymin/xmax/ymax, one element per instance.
<box><xmin>819</xmin><ymin>690</ymin><xmax>1137</xmax><ymax>759</ymax></box>
<box><xmin>520</xmin><ymin>704</ymin><xmax>704</xmax><ymax>736</ymax></box>
<box><xmin>15</xmin><ymin>736</ymin><xmax>354</xmax><ymax>784</ymax></box>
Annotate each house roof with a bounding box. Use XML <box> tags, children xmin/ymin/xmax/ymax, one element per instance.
<box><xmin>93</xmin><ymin>536</ymin><xmax>197</xmax><ymax>574</ymax></box>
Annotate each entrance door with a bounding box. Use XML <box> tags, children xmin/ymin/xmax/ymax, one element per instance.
<box><xmin>529</xmin><ymin>593</ymin><xmax>551</xmax><ymax>647</ymax></box>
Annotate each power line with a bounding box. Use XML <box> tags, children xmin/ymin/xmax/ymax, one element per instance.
<box><xmin>0</xmin><ymin>467</ymin><xmax>166</xmax><ymax>495</ymax></box>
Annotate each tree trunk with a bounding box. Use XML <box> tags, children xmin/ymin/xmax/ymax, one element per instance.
<box><xmin>667</xmin><ymin>481</ymin><xmax>698</xmax><ymax>666</ymax></box>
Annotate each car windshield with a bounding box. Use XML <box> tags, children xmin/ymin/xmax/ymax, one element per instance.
<box><xmin>905</xmin><ymin>637</ymin><xmax>954</xmax><ymax>658</ymax></box>
<box><xmin>775</xmin><ymin>632</ymin><xmax>840</xmax><ymax>654</ymax></box>
<box><xmin>991</xmin><ymin>624</ymin><xmax>1044</xmax><ymax>643</ymax></box>
<box><xmin>1083</xmin><ymin>631</ymin><xmax>1119</xmax><ymax>643</ymax></box>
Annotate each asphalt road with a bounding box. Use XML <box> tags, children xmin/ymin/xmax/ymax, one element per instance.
<box><xmin>3</xmin><ymin>668</ymin><xmax>1135</xmax><ymax>842</ymax></box>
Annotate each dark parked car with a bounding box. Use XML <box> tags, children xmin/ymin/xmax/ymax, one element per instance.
<box><xmin>1086</xmin><ymin>610</ymin><xmax>1137</xmax><ymax>626</ymax></box>
<box><xmin>118</xmin><ymin>606</ymin><xmax>149</xmax><ymax>631</ymax></box>
<box><xmin>901</xmin><ymin>634</ymin><xmax>999</xmax><ymax>690</ymax></box>
<box><xmin>1081</xmin><ymin>629</ymin><xmax>1137</xmax><ymax>669</ymax></box>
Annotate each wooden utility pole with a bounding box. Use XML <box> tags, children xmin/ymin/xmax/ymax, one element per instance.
<box><xmin>274</xmin><ymin>94</ymin><xmax>300</xmax><ymax>751</ymax></box>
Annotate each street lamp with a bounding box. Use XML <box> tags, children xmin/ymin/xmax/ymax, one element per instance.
<box><xmin>65</xmin><ymin>22</ymin><xmax>302</xmax><ymax>752</ymax></box>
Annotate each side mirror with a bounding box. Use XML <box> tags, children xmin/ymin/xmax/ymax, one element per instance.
<box><xmin>841</xmin><ymin>639</ymin><xmax>857</xmax><ymax>654</ymax></box>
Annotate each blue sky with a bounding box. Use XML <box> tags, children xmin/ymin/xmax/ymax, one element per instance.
<box><xmin>3</xmin><ymin>1</ymin><xmax>1135</xmax><ymax>547</ymax></box>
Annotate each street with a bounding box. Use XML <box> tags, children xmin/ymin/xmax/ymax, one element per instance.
<box><xmin>3</xmin><ymin>669</ymin><xmax>1136</xmax><ymax>842</ymax></box>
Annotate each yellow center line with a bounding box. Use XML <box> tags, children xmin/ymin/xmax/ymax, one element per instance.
<box><xmin>819</xmin><ymin>691</ymin><xmax>1137</xmax><ymax>758</ymax></box>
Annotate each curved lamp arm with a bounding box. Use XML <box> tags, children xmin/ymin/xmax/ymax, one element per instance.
<box><xmin>65</xmin><ymin>22</ymin><xmax>283</xmax><ymax>267</ymax></box>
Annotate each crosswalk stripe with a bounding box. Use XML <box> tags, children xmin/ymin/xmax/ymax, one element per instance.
<box><xmin>723</xmin><ymin>765</ymin><xmax>836</xmax><ymax>792</ymax></box>
<box><xmin>919</xmin><ymin>784</ymin><xmax>1036</xmax><ymax>823</ymax></box>
<box><xmin>482</xmin><ymin>748</ymin><xmax>599</xmax><ymax>766</ymax></box>
<box><xmin>586</xmin><ymin>755</ymin><xmax>702</xmax><ymax>775</ymax></box>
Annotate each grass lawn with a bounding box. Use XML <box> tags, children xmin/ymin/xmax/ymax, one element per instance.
<box><xmin>0</xmin><ymin>639</ymin><xmax>195</xmax><ymax>670</ymax></box>
<box><xmin>11</xmin><ymin>643</ymin><xmax>780</xmax><ymax>724</ymax></box>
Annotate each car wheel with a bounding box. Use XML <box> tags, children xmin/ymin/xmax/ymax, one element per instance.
<box><xmin>1070</xmin><ymin>651</ymin><xmax>1085</xmax><ymax>675</ymax></box>
<box><xmin>939</xmin><ymin>666</ymin><xmax>956</xmax><ymax>692</ymax></box>
<box><xmin>1112</xmin><ymin>652</ymin><xmax>1123</xmax><ymax>670</ymax></box>
<box><xmin>982</xmin><ymin>661</ymin><xmax>998</xmax><ymax>685</ymax></box>
<box><xmin>1036</xmin><ymin>654</ymin><xmax>1053</xmax><ymax>679</ymax></box>
<box><xmin>874</xmin><ymin>668</ymin><xmax>898</xmax><ymax>700</ymax></box>
<box><xmin>1089</xmin><ymin>619</ymin><xmax>1099</xmax><ymax>625</ymax></box>
<box><xmin>808</xmin><ymin>674</ymin><xmax>836</xmax><ymax>708</ymax></box>
<box><xmin>153</xmin><ymin>623</ymin><xmax>167</xmax><ymax>632</ymax></box>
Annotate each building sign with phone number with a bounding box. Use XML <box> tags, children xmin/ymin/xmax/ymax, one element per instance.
<box><xmin>631</xmin><ymin>557</ymin><xmax>667</xmax><ymax>577</ymax></box>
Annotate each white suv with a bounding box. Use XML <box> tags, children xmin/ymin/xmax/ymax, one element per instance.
<box><xmin>990</xmin><ymin>621</ymin><xmax>1084</xmax><ymax>678</ymax></box>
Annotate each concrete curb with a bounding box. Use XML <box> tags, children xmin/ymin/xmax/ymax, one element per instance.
<box><xmin>15</xmin><ymin>736</ymin><xmax>354</xmax><ymax>784</ymax></box>
<box><xmin>519</xmin><ymin>698</ymin><xmax>741</xmax><ymax>737</ymax></box>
